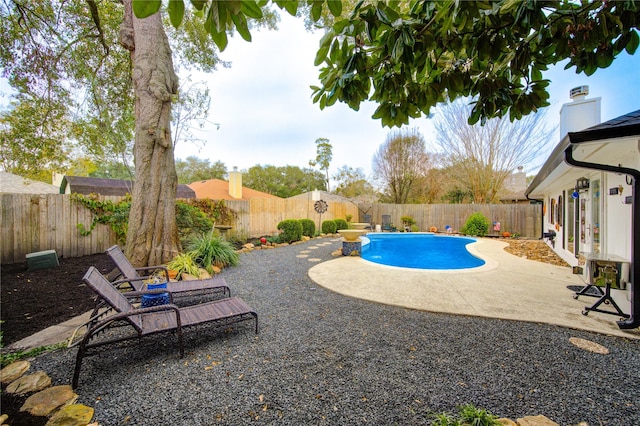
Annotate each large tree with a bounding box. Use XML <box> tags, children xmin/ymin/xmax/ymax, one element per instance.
<box><xmin>372</xmin><ymin>127</ymin><xmax>430</xmax><ymax>204</ymax></box>
<box><xmin>311</xmin><ymin>1</ymin><xmax>639</xmax><ymax>126</ymax></box>
<box><xmin>433</xmin><ymin>98</ymin><xmax>555</xmax><ymax>204</ymax></box>
<box><xmin>0</xmin><ymin>0</ymin><xmax>288</xmax><ymax>265</ymax></box>
<box><xmin>332</xmin><ymin>165</ymin><xmax>376</xmax><ymax>199</ymax></box>
<box><xmin>309</xmin><ymin>137</ymin><xmax>333</xmax><ymax>192</ymax></box>
<box><xmin>242</xmin><ymin>164</ymin><xmax>326</xmax><ymax>198</ymax></box>
<box><xmin>176</xmin><ymin>156</ymin><xmax>227</xmax><ymax>184</ymax></box>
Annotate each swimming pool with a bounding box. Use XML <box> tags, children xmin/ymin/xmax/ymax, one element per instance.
<box><xmin>361</xmin><ymin>233</ymin><xmax>485</xmax><ymax>270</ymax></box>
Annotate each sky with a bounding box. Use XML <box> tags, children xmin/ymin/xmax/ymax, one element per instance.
<box><xmin>1</xmin><ymin>11</ymin><xmax>638</xmax><ymax>181</ymax></box>
<box><xmin>178</xmin><ymin>12</ymin><xmax>640</xmax><ymax>182</ymax></box>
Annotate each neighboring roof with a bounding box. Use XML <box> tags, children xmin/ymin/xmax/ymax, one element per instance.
<box><xmin>499</xmin><ymin>190</ymin><xmax>528</xmax><ymax>202</ymax></box>
<box><xmin>526</xmin><ymin>109</ymin><xmax>640</xmax><ymax>197</ymax></box>
<box><xmin>287</xmin><ymin>190</ymin><xmax>354</xmax><ymax>203</ymax></box>
<box><xmin>0</xmin><ymin>171</ymin><xmax>59</xmax><ymax>194</ymax></box>
<box><xmin>187</xmin><ymin>178</ymin><xmax>280</xmax><ymax>200</ymax></box>
<box><xmin>61</xmin><ymin>176</ymin><xmax>195</xmax><ymax>198</ymax></box>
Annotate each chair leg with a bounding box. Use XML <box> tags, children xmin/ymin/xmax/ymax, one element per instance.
<box><xmin>72</xmin><ymin>347</ymin><xmax>85</xmax><ymax>389</ymax></box>
<box><xmin>253</xmin><ymin>312</ymin><xmax>259</xmax><ymax>334</ymax></box>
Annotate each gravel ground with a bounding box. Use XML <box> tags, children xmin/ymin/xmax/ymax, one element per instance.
<box><xmin>30</xmin><ymin>238</ymin><xmax>639</xmax><ymax>425</ymax></box>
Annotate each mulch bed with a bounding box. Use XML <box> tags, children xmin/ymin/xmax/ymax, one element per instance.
<box><xmin>1</xmin><ymin>253</ymin><xmax>116</xmax><ymax>346</ymax></box>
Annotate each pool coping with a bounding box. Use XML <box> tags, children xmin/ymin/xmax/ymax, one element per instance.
<box><xmin>309</xmin><ymin>238</ymin><xmax>640</xmax><ymax>339</ymax></box>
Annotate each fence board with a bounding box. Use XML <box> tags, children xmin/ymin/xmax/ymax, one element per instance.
<box><xmin>1</xmin><ymin>194</ymin><xmax>540</xmax><ymax>263</ymax></box>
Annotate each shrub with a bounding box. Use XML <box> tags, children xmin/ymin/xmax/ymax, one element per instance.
<box><xmin>400</xmin><ymin>215</ymin><xmax>416</xmax><ymax>227</ymax></box>
<box><xmin>277</xmin><ymin>219</ymin><xmax>303</xmax><ymax>243</ymax></box>
<box><xmin>461</xmin><ymin>212</ymin><xmax>490</xmax><ymax>236</ymax></box>
<box><xmin>321</xmin><ymin>220</ymin><xmax>337</xmax><ymax>234</ymax></box>
<box><xmin>186</xmin><ymin>232</ymin><xmax>239</xmax><ymax>270</ymax></box>
<box><xmin>334</xmin><ymin>218</ymin><xmax>348</xmax><ymax>231</ymax></box>
<box><xmin>299</xmin><ymin>218</ymin><xmax>316</xmax><ymax>237</ymax></box>
<box><xmin>166</xmin><ymin>252</ymin><xmax>201</xmax><ymax>280</ymax></box>
<box><xmin>431</xmin><ymin>404</ymin><xmax>500</xmax><ymax>426</ymax></box>
<box><xmin>176</xmin><ymin>201</ymin><xmax>213</xmax><ymax>245</ymax></box>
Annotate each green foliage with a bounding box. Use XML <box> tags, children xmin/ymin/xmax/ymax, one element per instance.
<box><xmin>462</xmin><ymin>212</ymin><xmax>490</xmax><ymax>237</ymax></box>
<box><xmin>310</xmin><ymin>1</ymin><xmax>640</xmax><ymax>126</ymax></box>
<box><xmin>277</xmin><ymin>219</ymin><xmax>303</xmax><ymax>243</ymax></box>
<box><xmin>321</xmin><ymin>220</ymin><xmax>337</xmax><ymax>234</ymax></box>
<box><xmin>345</xmin><ymin>214</ymin><xmax>352</xmax><ymax>222</ymax></box>
<box><xmin>309</xmin><ymin>137</ymin><xmax>333</xmax><ymax>191</ymax></box>
<box><xmin>299</xmin><ymin>218</ymin><xmax>316</xmax><ymax>237</ymax></box>
<box><xmin>175</xmin><ymin>202</ymin><xmax>213</xmax><ymax>245</ymax></box>
<box><xmin>333</xmin><ymin>218</ymin><xmax>348</xmax><ymax>231</ymax></box>
<box><xmin>186</xmin><ymin>198</ymin><xmax>236</xmax><ymax>225</ymax></box>
<box><xmin>175</xmin><ymin>156</ymin><xmax>227</xmax><ymax>184</ymax></box>
<box><xmin>186</xmin><ymin>232</ymin><xmax>239</xmax><ymax>269</ymax></box>
<box><xmin>141</xmin><ymin>0</ymin><xmax>343</xmax><ymax>52</ymax></box>
<box><xmin>74</xmin><ymin>195</ymin><xmax>235</xmax><ymax>248</ymax></box>
<box><xmin>166</xmin><ymin>252</ymin><xmax>201</xmax><ymax>280</ymax></box>
<box><xmin>71</xmin><ymin>193</ymin><xmax>131</xmax><ymax>244</ymax></box>
<box><xmin>401</xmin><ymin>216</ymin><xmax>416</xmax><ymax>226</ymax></box>
<box><xmin>242</xmin><ymin>164</ymin><xmax>326</xmax><ymax>198</ymax></box>
<box><xmin>431</xmin><ymin>404</ymin><xmax>500</xmax><ymax>426</ymax></box>
<box><xmin>0</xmin><ymin>321</ymin><xmax>66</xmax><ymax>367</ymax></box>
<box><xmin>225</xmin><ymin>229</ymin><xmax>250</xmax><ymax>248</ymax></box>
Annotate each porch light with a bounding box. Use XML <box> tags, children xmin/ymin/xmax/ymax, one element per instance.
<box><xmin>576</xmin><ymin>177</ymin><xmax>590</xmax><ymax>190</ymax></box>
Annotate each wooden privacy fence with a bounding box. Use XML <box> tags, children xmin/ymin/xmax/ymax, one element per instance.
<box><xmin>1</xmin><ymin>194</ymin><xmax>120</xmax><ymax>264</ymax></box>
<box><xmin>366</xmin><ymin>203</ymin><xmax>542</xmax><ymax>237</ymax></box>
<box><xmin>1</xmin><ymin>194</ymin><xmax>540</xmax><ymax>264</ymax></box>
<box><xmin>0</xmin><ymin>194</ymin><xmax>360</xmax><ymax>264</ymax></box>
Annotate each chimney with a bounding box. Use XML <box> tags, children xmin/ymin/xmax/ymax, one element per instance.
<box><xmin>559</xmin><ymin>85</ymin><xmax>601</xmax><ymax>140</ymax></box>
<box><xmin>229</xmin><ymin>166</ymin><xmax>242</xmax><ymax>199</ymax></box>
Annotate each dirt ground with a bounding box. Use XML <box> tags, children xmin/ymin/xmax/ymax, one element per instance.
<box><xmin>0</xmin><ymin>239</ymin><xmax>567</xmax><ymax>348</ymax></box>
<box><xmin>1</xmin><ymin>253</ymin><xmax>116</xmax><ymax>346</ymax></box>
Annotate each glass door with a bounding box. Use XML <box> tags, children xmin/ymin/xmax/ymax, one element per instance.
<box><xmin>591</xmin><ymin>179</ymin><xmax>601</xmax><ymax>254</ymax></box>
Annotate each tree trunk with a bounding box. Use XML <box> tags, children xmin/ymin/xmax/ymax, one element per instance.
<box><xmin>120</xmin><ymin>1</ymin><xmax>180</xmax><ymax>266</ymax></box>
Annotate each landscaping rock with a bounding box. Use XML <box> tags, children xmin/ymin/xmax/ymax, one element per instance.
<box><xmin>503</xmin><ymin>240</ymin><xmax>569</xmax><ymax>267</ymax></box>
<box><xmin>5</xmin><ymin>371</ymin><xmax>51</xmax><ymax>396</ymax></box>
<box><xmin>0</xmin><ymin>360</ymin><xmax>30</xmax><ymax>384</ymax></box>
<box><xmin>569</xmin><ymin>337</ymin><xmax>610</xmax><ymax>354</ymax></box>
<box><xmin>0</xmin><ymin>414</ymin><xmax>8</xmax><ymax>425</ymax></box>
<box><xmin>516</xmin><ymin>415</ymin><xmax>560</xmax><ymax>426</ymax></box>
<box><xmin>497</xmin><ymin>419</ymin><xmax>517</xmax><ymax>426</ymax></box>
<box><xmin>20</xmin><ymin>385</ymin><xmax>78</xmax><ymax>417</ymax></box>
<box><xmin>45</xmin><ymin>404</ymin><xmax>94</xmax><ymax>426</ymax></box>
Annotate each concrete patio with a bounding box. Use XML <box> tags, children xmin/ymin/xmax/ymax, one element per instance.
<box><xmin>309</xmin><ymin>238</ymin><xmax>640</xmax><ymax>339</ymax></box>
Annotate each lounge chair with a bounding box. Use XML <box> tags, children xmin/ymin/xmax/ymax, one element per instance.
<box><xmin>363</xmin><ymin>214</ymin><xmax>373</xmax><ymax>231</ymax></box>
<box><xmin>73</xmin><ymin>266</ymin><xmax>258</xmax><ymax>388</ymax></box>
<box><xmin>106</xmin><ymin>245</ymin><xmax>230</xmax><ymax>299</ymax></box>
<box><xmin>381</xmin><ymin>215</ymin><xmax>395</xmax><ymax>232</ymax></box>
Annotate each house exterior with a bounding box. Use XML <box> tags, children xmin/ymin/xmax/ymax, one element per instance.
<box><xmin>525</xmin><ymin>88</ymin><xmax>639</xmax><ymax>329</ymax></box>
<box><xmin>187</xmin><ymin>168</ymin><xmax>280</xmax><ymax>201</ymax></box>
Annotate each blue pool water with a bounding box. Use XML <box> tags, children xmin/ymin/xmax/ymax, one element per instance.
<box><xmin>361</xmin><ymin>233</ymin><xmax>485</xmax><ymax>270</ymax></box>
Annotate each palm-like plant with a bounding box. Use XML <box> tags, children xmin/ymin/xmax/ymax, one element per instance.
<box><xmin>187</xmin><ymin>230</ymin><xmax>239</xmax><ymax>270</ymax></box>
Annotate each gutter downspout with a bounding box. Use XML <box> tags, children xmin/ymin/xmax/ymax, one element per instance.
<box><xmin>565</xmin><ymin>144</ymin><xmax>640</xmax><ymax>329</ymax></box>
